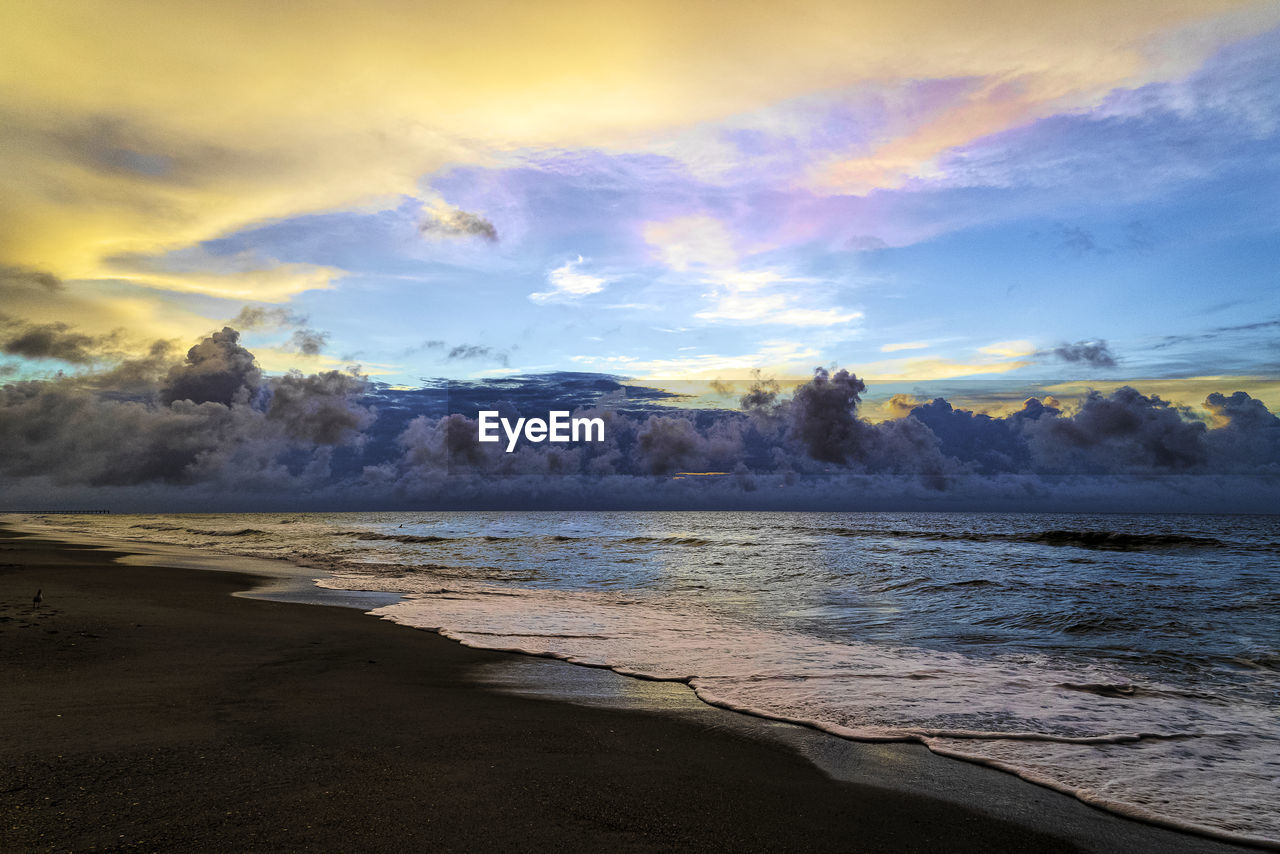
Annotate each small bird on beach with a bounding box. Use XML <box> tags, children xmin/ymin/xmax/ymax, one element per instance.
<box><xmin>32</xmin><ymin>588</ymin><xmax>42</xmax><ymax>608</ymax></box>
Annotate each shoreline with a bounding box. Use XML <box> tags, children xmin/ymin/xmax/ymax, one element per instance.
<box><xmin>0</xmin><ymin>522</ymin><xmax>1268</xmax><ymax>852</ymax></box>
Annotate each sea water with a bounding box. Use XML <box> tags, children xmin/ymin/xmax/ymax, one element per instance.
<box><xmin>25</xmin><ymin>511</ymin><xmax>1280</xmax><ymax>846</ymax></box>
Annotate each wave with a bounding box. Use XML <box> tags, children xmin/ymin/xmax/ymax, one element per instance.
<box><xmin>619</xmin><ymin>536</ymin><xmax>715</xmax><ymax>546</ymax></box>
<box><xmin>40</xmin><ymin>510</ymin><xmax>1280</xmax><ymax>847</ymax></box>
<box><xmin>1021</xmin><ymin>530</ymin><xmax>1225</xmax><ymax>549</ymax></box>
<box><xmin>824</xmin><ymin>527</ymin><xmax>1227</xmax><ymax>550</ymax></box>
<box><xmin>349</xmin><ymin>582</ymin><xmax>1280</xmax><ymax>848</ymax></box>
<box><xmin>130</xmin><ymin>523</ymin><xmax>266</xmax><ymax>537</ymax></box>
<box><xmin>186</xmin><ymin>527</ymin><xmax>268</xmax><ymax>537</ymax></box>
<box><xmin>1056</xmin><ymin>682</ymin><xmax>1223</xmax><ymax>701</ymax></box>
<box><xmin>336</xmin><ymin>531</ymin><xmax>451</xmax><ymax>544</ymax></box>
<box><xmin>975</xmin><ymin>611</ymin><xmax>1145</xmax><ymax>634</ymax></box>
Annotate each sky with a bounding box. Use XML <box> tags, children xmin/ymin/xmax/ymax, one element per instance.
<box><xmin>1</xmin><ymin>1</ymin><xmax>1278</xmax><ymax>510</ymax></box>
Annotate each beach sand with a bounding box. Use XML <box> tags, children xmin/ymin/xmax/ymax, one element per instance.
<box><xmin>0</xmin><ymin>525</ymin><xmax>1264</xmax><ymax>853</ymax></box>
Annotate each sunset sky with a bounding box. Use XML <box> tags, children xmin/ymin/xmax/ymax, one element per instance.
<box><xmin>2</xmin><ymin>1</ymin><xmax>1278</xmax><ymax>509</ymax></box>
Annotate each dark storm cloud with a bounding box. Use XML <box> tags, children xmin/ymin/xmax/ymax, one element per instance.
<box><xmin>788</xmin><ymin>368</ymin><xmax>872</xmax><ymax>463</ymax></box>
<box><xmin>905</xmin><ymin>398</ymin><xmax>1029</xmax><ymax>474</ymax></box>
<box><xmin>636</xmin><ymin>416</ymin><xmax>707</xmax><ymax>474</ymax></box>
<box><xmin>2</xmin><ymin>324</ymin><xmax>1278</xmax><ymax>510</ymax></box>
<box><xmin>1206</xmin><ymin>390</ymin><xmax>1278</xmax><ymax>430</ymax></box>
<box><xmin>0</xmin><ymin>325</ymin><xmax>374</xmax><ymax>492</ymax></box>
<box><xmin>1051</xmin><ymin>340</ymin><xmax>1117</xmax><ymax>368</ymax></box>
<box><xmin>739</xmin><ymin>373</ymin><xmax>782</xmax><ymax>417</ymax></box>
<box><xmin>90</xmin><ymin>339</ymin><xmax>178</xmax><ymax>390</ymax></box>
<box><xmin>1203</xmin><ymin>391</ymin><xmax>1280</xmax><ymax>470</ymax></box>
<box><xmin>0</xmin><ymin>315</ymin><xmax>117</xmax><ymax>364</ymax></box>
<box><xmin>420</xmin><ymin>207</ymin><xmax>498</xmax><ymax>242</ymax></box>
<box><xmin>160</xmin><ymin>327</ymin><xmax>263</xmax><ymax>406</ymax></box>
<box><xmin>289</xmin><ymin>328</ymin><xmax>329</xmax><ymax>356</ymax></box>
<box><xmin>1021</xmin><ymin>386</ymin><xmax>1208</xmax><ymax>473</ymax></box>
<box><xmin>266</xmin><ymin>370</ymin><xmax>373</xmax><ymax>445</ymax></box>
<box><xmin>0</xmin><ymin>381</ymin><xmax>249</xmax><ymax>486</ymax></box>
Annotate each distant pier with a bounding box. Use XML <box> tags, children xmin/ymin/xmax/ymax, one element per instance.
<box><xmin>0</xmin><ymin>510</ymin><xmax>111</xmax><ymax>514</ymax></box>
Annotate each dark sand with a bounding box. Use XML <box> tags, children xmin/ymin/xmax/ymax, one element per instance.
<box><xmin>0</xmin><ymin>526</ymin><xmax>1265</xmax><ymax>853</ymax></box>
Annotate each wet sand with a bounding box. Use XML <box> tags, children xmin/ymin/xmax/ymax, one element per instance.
<box><xmin>0</xmin><ymin>525</ymin><xmax>1264</xmax><ymax>852</ymax></box>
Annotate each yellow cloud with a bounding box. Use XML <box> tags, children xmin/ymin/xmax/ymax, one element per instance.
<box><xmin>250</xmin><ymin>348</ymin><xmax>399</xmax><ymax>377</ymax></box>
<box><xmin>1042</xmin><ymin>376</ymin><xmax>1280</xmax><ymax>414</ymax></box>
<box><xmin>881</xmin><ymin>340</ymin><xmax>931</xmax><ymax>353</ymax></box>
<box><xmin>0</xmin><ymin>279</ymin><xmax>216</xmax><ymax>347</ymax></box>
<box><xmin>1</xmin><ymin>0</ymin><xmax>1269</xmax><ymax>298</ymax></box>
<box><xmin>850</xmin><ymin>355</ymin><xmax>1034</xmax><ymax>382</ymax></box>
<box><xmin>978</xmin><ymin>339</ymin><xmax>1037</xmax><ymax>358</ymax></box>
<box><xmin>100</xmin><ymin>264</ymin><xmax>343</xmax><ymax>302</ymax></box>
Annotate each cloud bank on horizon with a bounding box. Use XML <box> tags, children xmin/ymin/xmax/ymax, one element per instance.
<box><xmin>0</xmin><ymin>1</ymin><xmax>1278</xmax><ymax>509</ymax></box>
<box><xmin>0</xmin><ymin>327</ymin><xmax>1277</xmax><ymax>511</ymax></box>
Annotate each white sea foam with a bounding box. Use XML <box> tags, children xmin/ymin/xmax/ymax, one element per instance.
<box><xmin>332</xmin><ymin>578</ymin><xmax>1280</xmax><ymax>847</ymax></box>
<box><xmin>23</xmin><ymin>510</ymin><xmax>1280</xmax><ymax>847</ymax></box>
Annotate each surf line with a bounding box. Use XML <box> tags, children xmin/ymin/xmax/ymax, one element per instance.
<box><xmin>477</xmin><ymin>410</ymin><xmax>606</xmax><ymax>452</ymax></box>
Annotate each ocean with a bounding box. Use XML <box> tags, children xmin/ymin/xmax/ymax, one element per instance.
<box><xmin>24</xmin><ymin>511</ymin><xmax>1280</xmax><ymax>846</ymax></box>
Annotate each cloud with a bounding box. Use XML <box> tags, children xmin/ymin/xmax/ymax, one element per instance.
<box><xmin>635</xmin><ymin>415</ymin><xmax>709</xmax><ymax>474</ymax></box>
<box><xmin>420</xmin><ymin>205</ymin><xmax>498</xmax><ymax>242</ymax></box>
<box><xmin>1052</xmin><ymin>339</ymin><xmax>1117</xmax><ymax>368</ymax></box>
<box><xmin>0</xmin><ymin>326</ymin><xmax>371</xmax><ymax>491</ymax></box>
<box><xmin>979</xmin><ymin>340</ymin><xmax>1037</xmax><ymax>358</ymax></box>
<box><xmin>231</xmin><ymin>306</ymin><xmax>308</xmax><ymax>330</ymax></box>
<box><xmin>0</xmin><ymin>315</ymin><xmax>120</xmax><ymax>364</ymax></box>
<box><xmin>446</xmin><ymin>344</ymin><xmax>511</xmax><ymax>368</ymax></box>
<box><xmin>1021</xmin><ymin>386</ymin><xmax>1207</xmax><ymax>472</ymax></box>
<box><xmin>904</xmin><ymin>396</ymin><xmax>1035</xmax><ymax>473</ymax></box>
<box><xmin>0</xmin><ymin>265</ymin><xmax>62</xmax><ymax>293</ymax></box>
<box><xmin>789</xmin><ymin>368</ymin><xmax>872</xmax><ymax>463</ymax></box>
<box><xmin>161</xmin><ymin>327</ymin><xmax>263</xmax><ymax>406</ymax></box>
<box><xmin>101</xmin><ymin>262</ymin><xmax>342</xmax><ymax>302</ymax></box>
<box><xmin>644</xmin><ymin>214</ymin><xmax>861</xmax><ymax>328</ymax></box>
<box><xmin>1148</xmin><ymin>319</ymin><xmax>1280</xmax><ymax>351</ymax></box>
<box><xmin>289</xmin><ymin>328</ymin><xmax>329</xmax><ymax>356</ymax></box>
<box><xmin>574</xmin><ymin>340</ymin><xmax>821</xmax><ymax>380</ymax></box>
<box><xmin>644</xmin><ymin>216</ymin><xmax>738</xmax><ymax>271</ymax></box>
<box><xmin>883</xmin><ymin>393</ymin><xmax>925</xmax><ymax>418</ymax></box>
<box><xmin>849</xmin><ymin>353</ymin><xmax>1035</xmax><ymax>381</ymax></box>
<box><xmin>693</xmin><ymin>291</ymin><xmax>862</xmax><ymax>326</ymax></box>
<box><xmin>529</xmin><ymin>256</ymin><xmax>609</xmax><ymax>303</ymax></box>
<box><xmin>881</xmin><ymin>341</ymin><xmax>930</xmax><ymax>353</ymax></box>
<box><xmin>1203</xmin><ymin>390</ymin><xmax>1280</xmax><ymax>469</ymax></box>
<box><xmin>1</xmin><ymin>332</ymin><xmax>1277</xmax><ymax>509</ymax></box>
<box><xmin>0</xmin><ymin>0</ymin><xmax>1269</xmax><ymax>342</ymax></box>
<box><xmin>89</xmin><ymin>339</ymin><xmax>179</xmax><ymax>391</ymax></box>
<box><xmin>266</xmin><ymin>369</ymin><xmax>373</xmax><ymax>445</ymax></box>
